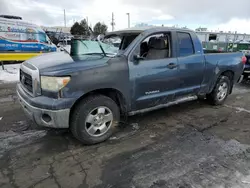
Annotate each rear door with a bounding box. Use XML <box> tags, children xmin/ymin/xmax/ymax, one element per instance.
<box><xmin>176</xmin><ymin>31</ymin><xmax>205</xmax><ymax>97</ymax></box>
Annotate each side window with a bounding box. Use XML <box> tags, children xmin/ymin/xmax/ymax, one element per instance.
<box><xmin>138</xmin><ymin>33</ymin><xmax>171</xmax><ymax>60</ymax></box>
<box><xmin>177</xmin><ymin>32</ymin><xmax>194</xmax><ymax>57</ymax></box>
<box><xmin>39</xmin><ymin>33</ymin><xmax>47</xmax><ymax>43</ymax></box>
<box><xmin>27</xmin><ymin>33</ymin><xmax>37</xmax><ymax>41</ymax></box>
<box><xmin>120</xmin><ymin>34</ymin><xmax>138</xmax><ymax>50</ymax></box>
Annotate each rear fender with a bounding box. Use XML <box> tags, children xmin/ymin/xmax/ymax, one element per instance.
<box><xmin>208</xmin><ymin>64</ymin><xmax>235</xmax><ymax>94</ymax></box>
<box><xmin>208</xmin><ymin>62</ymin><xmax>220</xmax><ymax>93</ymax></box>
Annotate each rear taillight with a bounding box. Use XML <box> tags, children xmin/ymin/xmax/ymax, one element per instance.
<box><xmin>242</xmin><ymin>56</ymin><xmax>247</xmax><ymax>64</ymax></box>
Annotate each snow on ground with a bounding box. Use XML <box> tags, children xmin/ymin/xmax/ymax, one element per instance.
<box><xmin>0</xmin><ymin>63</ymin><xmax>21</xmax><ymax>83</ymax></box>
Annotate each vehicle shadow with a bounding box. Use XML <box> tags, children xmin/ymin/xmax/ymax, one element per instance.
<box><xmin>41</xmin><ymin>99</ymin><xmax>209</xmax><ymax>146</ymax></box>
<box><xmin>240</xmin><ymin>79</ymin><xmax>250</xmax><ymax>85</ymax></box>
<box><xmin>6</xmin><ymin>96</ymin><xmax>228</xmax><ymax>163</ymax></box>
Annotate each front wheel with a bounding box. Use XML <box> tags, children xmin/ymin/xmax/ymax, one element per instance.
<box><xmin>70</xmin><ymin>95</ymin><xmax>120</xmax><ymax>145</ymax></box>
<box><xmin>207</xmin><ymin>75</ymin><xmax>231</xmax><ymax>105</ymax></box>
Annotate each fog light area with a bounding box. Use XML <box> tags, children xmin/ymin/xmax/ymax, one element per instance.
<box><xmin>42</xmin><ymin>113</ymin><xmax>52</xmax><ymax>123</ymax></box>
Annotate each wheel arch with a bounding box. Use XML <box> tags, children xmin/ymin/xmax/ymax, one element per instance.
<box><xmin>209</xmin><ymin>69</ymin><xmax>235</xmax><ymax>94</ymax></box>
<box><xmin>69</xmin><ymin>88</ymin><xmax>128</xmax><ymax>123</ymax></box>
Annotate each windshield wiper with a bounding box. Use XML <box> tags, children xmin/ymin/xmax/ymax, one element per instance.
<box><xmin>89</xmin><ymin>27</ymin><xmax>106</xmax><ymax>57</ymax></box>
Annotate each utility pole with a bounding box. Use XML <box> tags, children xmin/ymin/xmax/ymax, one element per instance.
<box><xmin>64</xmin><ymin>9</ymin><xmax>66</xmax><ymax>27</ymax></box>
<box><xmin>86</xmin><ymin>16</ymin><xmax>89</xmax><ymax>26</ymax></box>
<box><xmin>126</xmin><ymin>13</ymin><xmax>130</xmax><ymax>28</ymax></box>
<box><xmin>111</xmin><ymin>12</ymin><xmax>115</xmax><ymax>31</ymax></box>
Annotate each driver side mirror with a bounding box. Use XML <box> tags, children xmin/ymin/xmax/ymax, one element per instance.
<box><xmin>133</xmin><ymin>54</ymin><xmax>144</xmax><ymax>61</ymax></box>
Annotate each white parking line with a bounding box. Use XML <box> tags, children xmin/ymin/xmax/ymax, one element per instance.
<box><xmin>224</xmin><ymin>105</ymin><xmax>250</xmax><ymax>113</ymax></box>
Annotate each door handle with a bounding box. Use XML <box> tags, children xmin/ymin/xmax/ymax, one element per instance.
<box><xmin>166</xmin><ymin>62</ymin><xmax>177</xmax><ymax>69</ymax></box>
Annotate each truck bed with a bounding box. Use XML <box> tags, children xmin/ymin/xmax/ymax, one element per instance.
<box><xmin>204</xmin><ymin>51</ymin><xmax>243</xmax><ymax>66</ymax></box>
<box><xmin>203</xmin><ymin>51</ymin><xmax>244</xmax><ymax>86</ymax></box>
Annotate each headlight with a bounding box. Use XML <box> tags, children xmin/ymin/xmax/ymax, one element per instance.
<box><xmin>41</xmin><ymin>76</ymin><xmax>71</xmax><ymax>92</ymax></box>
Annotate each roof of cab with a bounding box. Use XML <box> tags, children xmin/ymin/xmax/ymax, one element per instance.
<box><xmin>0</xmin><ymin>17</ymin><xmax>38</xmax><ymax>27</ymax></box>
<box><xmin>106</xmin><ymin>26</ymin><xmax>193</xmax><ymax>36</ymax></box>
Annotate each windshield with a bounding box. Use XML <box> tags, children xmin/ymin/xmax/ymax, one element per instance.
<box><xmin>70</xmin><ymin>39</ymin><xmax>118</xmax><ymax>57</ymax></box>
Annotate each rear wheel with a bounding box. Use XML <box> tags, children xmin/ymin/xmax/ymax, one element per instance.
<box><xmin>207</xmin><ymin>75</ymin><xmax>231</xmax><ymax>105</ymax></box>
<box><xmin>70</xmin><ymin>95</ymin><xmax>120</xmax><ymax>145</ymax></box>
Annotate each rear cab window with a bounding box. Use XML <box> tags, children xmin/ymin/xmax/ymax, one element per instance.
<box><xmin>177</xmin><ymin>32</ymin><xmax>194</xmax><ymax>57</ymax></box>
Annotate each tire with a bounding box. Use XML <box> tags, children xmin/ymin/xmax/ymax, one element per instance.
<box><xmin>243</xmin><ymin>73</ymin><xmax>249</xmax><ymax>80</ymax></box>
<box><xmin>207</xmin><ymin>75</ymin><xmax>231</xmax><ymax>105</ymax></box>
<box><xmin>70</xmin><ymin>95</ymin><xmax>120</xmax><ymax>145</ymax></box>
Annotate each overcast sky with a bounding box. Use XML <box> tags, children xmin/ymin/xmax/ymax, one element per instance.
<box><xmin>1</xmin><ymin>0</ymin><xmax>250</xmax><ymax>33</ymax></box>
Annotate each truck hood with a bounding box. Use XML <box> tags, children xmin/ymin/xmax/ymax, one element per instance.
<box><xmin>25</xmin><ymin>52</ymin><xmax>74</xmax><ymax>70</ymax></box>
<box><xmin>24</xmin><ymin>51</ymin><xmax>111</xmax><ymax>75</ymax></box>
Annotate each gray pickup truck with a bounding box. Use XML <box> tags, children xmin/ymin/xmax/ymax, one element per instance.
<box><xmin>17</xmin><ymin>27</ymin><xmax>245</xmax><ymax>144</ymax></box>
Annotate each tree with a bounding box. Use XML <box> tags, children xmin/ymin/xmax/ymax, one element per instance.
<box><xmin>70</xmin><ymin>19</ymin><xmax>90</xmax><ymax>36</ymax></box>
<box><xmin>93</xmin><ymin>22</ymin><xmax>108</xmax><ymax>36</ymax></box>
<box><xmin>70</xmin><ymin>22</ymin><xmax>82</xmax><ymax>35</ymax></box>
<box><xmin>80</xmin><ymin>19</ymin><xmax>90</xmax><ymax>36</ymax></box>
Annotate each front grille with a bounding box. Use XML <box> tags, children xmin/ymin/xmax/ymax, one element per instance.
<box><xmin>20</xmin><ymin>69</ymin><xmax>33</xmax><ymax>93</ymax></box>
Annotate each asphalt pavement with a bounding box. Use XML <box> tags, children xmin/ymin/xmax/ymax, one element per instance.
<box><xmin>1</xmin><ymin>82</ymin><xmax>250</xmax><ymax>188</ymax></box>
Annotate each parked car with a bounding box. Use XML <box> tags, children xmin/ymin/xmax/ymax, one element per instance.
<box><xmin>57</xmin><ymin>39</ymin><xmax>71</xmax><ymax>53</ymax></box>
<box><xmin>17</xmin><ymin>27</ymin><xmax>245</xmax><ymax>144</ymax></box>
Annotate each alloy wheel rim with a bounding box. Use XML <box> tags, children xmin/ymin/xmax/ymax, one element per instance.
<box><xmin>217</xmin><ymin>82</ymin><xmax>228</xmax><ymax>101</ymax></box>
<box><xmin>85</xmin><ymin>106</ymin><xmax>113</xmax><ymax>137</ymax></box>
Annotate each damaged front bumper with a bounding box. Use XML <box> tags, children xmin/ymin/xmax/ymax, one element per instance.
<box><xmin>16</xmin><ymin>83</ymin><xmax>70</xmax><ymax>128</ymax></box>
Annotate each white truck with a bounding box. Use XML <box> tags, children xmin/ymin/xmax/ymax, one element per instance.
<box><xmin>0</xmin><ymin>15</ymin><xmax>57</xmax><ymax>52</ymax></box>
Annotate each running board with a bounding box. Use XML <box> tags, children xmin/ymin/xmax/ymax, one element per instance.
<box><xmin>128</xmin><ymin>95</ymin><xmax>198</xmax><ymax>116</ymax></box>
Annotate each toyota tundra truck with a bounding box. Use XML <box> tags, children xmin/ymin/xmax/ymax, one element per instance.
<box><xmin>16</xmin><ymin>27</ymin><xmax>245</xmax><ymax>144</ymax></box>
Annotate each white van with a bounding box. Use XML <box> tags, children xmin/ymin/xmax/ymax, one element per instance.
<box><xmin>0</xmin><ymin>16</ymin><xmax>57</xmax><ymax>52</ymax></box>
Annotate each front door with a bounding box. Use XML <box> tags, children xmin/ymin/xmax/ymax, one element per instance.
<box><xmin>129</xmin><ymin>32</ymin><xmax>180</xmax><ymax>110</ymax></box>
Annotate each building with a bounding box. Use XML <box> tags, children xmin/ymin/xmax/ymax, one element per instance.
<box><xmin>41</xmin><ymin>26</ymin><xmax>73</xmax><ymax>44</ymax></box>
<box><xmin>41</xmin><ymin>26</ymin><xmax>71</xmax><ymax>34</ymax></box>
<box><xmin>196</xmin><ymin>31</ymin><xmax>250</xmax><ymax>43</ymax></box>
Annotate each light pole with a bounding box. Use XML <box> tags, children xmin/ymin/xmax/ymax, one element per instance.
<box><xmin>126</xmin><ymin>13</ymin><xmax>130</xmax><ymax>28</ymax></box>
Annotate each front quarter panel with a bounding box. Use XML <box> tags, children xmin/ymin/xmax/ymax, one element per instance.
<box><xmin>61</xmin><ymin>56</ymin><xmax>131</xmax><ymax>110</ymax></box>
